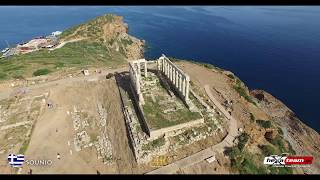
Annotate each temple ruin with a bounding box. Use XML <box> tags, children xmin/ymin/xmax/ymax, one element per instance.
<box><xmin>117</xmin><ymin>54</ymin><xmax>226</xmax><ymax>163</ymax></box>
<box><xmin>157</xmin><ymin>54</ymin><xmax>190</xmax><ymax>104</ymax></box>
<box><xmin>127</xmin><ymin>55</ymin><xmax>203</xmax><ymax>139</ymax></box>
<box><xmin>129</xmin><ymin>55</ymin><xmax>192</xmax><ymax>107</ymax></box>
<box><xmin>128</xmin><ymin>58</ymin><xmax>148</xmax><ymax>105</ymax></box>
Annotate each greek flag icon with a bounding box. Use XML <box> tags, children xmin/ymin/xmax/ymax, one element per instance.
<box><xmin>7</xmin><ymin>154</ymin><xmax>25</xmax><ymax>167</ymax></box>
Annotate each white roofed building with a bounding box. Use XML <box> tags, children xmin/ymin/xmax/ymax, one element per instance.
<box><xmin>52</xmin><ymin>31</ymin><xmax>62</xmax><ymax>36</ymax></box>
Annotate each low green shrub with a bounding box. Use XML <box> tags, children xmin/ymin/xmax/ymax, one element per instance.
<box><xmin>256</xmin><ymin>120</ymin><xmax>272</xmax><ymax>129</ymax></box>
<box><xmin>33</xmin><ymin>68</ymin><xmax>51</xmax><ymax>76</ymax></box>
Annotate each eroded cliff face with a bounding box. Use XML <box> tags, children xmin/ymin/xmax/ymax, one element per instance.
<box><xmin>60</xmin><ymin>14</ymin><xmax>145</xmax><ymax>60</ymax></box>
<box><xmin>251</xmin><ymin>90</ymin><xmax>320</xmax><ymax>174</ymax></box>
<box><xmin>176</xmin><ymin>61</ymin><xmax>319</xmax><ymax>174</ymax></box>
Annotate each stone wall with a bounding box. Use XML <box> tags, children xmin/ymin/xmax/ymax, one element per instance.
<box><xmin>149</xmin><ymin>117</ymin><xmax>205</xmax><ymax>140</ymax></box>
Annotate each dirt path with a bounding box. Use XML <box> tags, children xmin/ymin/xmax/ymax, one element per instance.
<box><xmin>0</xmin><ymin>121</ymin><xmax>33</xmax><ymax>131</ymax></box>
<box><xmin>49</xmin><ymin>38</ymin><xmax>85</xmax><ymax>51</ymax></box>
<box><xmin>147</xmin><ymin>85</ymin><xmax>239</xmax><ymax>174</ymax></box>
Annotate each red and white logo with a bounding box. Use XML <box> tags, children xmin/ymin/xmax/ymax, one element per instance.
<box><xmin>264</xmin><ymin>155</ymin><xmax>313</xmax><ymax>166</ymax></box>
<box><xmin>285</xmin><ymin>156</ymin><xmax>313</xmax><ymax>165</ymax></box>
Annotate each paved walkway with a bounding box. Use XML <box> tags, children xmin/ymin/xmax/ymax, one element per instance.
<box><xmin>204</xmin><ymin>85</ymin><xmax>239</xmax><ymax>140</ymax></box>
<box><xmin>147</xmin><ymin>85</ymin><xmax>239</xmax><ymax>174</ymax></box>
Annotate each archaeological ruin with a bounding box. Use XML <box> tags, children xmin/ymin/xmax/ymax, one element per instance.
<box><xmin>128</xmin><ymin>58</ymin><xmax>148</xmax><ymax>105</ymax></box>
<box><xmin>117</xmin><ymin>54</ymin><xmax>227</xmax><ymax>163</ymax></box>
<box><xmin>128</xmin><ymin>55</ymin><xmax>204</xmax><ymax>139</ymax></box>
<box><xmin>157</xmin><ymin>55</ymin><xmax>190</xmax><ymax>105</ymax></box>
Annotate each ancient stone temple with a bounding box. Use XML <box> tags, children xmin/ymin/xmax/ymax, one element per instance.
<box><xmin>119</xmin><ymin>55</ymin><xmax>225</xmax><ymax>164</ymax></box>
<box><xmin>157</xmin><ymin>54</ymin><xmax>190</xmax><ymax>104</ymax></box>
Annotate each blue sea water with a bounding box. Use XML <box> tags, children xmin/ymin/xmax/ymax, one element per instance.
<box><xmin>0</xmin><ymin>6</ymin><xmax>319</xmax><ymax>132</ymax></box>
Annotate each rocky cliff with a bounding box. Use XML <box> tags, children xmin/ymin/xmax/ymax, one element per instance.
<box><xmin>251</xmin><ymin>90</ymin><xmax>320</xmax><ymax>174</ymax></box>
<box><xmin>60</xmin><ymin>14</ymin><xmax>145</xmax><ymax>61</ymax></box>
<box><xmin>175</xmin><ymin>60</ymin><xmax>319</xmax><ymax>174</ymax></box>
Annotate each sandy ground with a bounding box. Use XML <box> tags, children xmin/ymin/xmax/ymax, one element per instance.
<box><xmin>0</xmin><ymin>66</ymin><xmax>139</xmax><ymax>174</ymax></box>
<box><xmin>20</xmin><ymin>77</ymin><xmax>137</xmax><ymax>174</ymax></box>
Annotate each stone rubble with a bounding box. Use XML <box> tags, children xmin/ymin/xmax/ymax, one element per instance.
<box><xmin>74</xmin><ymin>130</ymin><xmax>91</xmax><ymax>152</ymax></box>
<box><xmin>95</xmin><ymin>133</ymin><xmax>113</xmax><ymax>164</ymax></box>
<box><xmin>70</xmin><ymin>105</ymin><xmax>113</xmax><ymax>165</ymax></box>
<box><xmin>97</xmin><ymin>103</ymin><xmax>107</xmax><ymax>127</ymax></box>
<box><xmin>71</xmin><ymin>107</ymin><xmax>81</xmax><ymax>131</ymax></box>
<box><xmin>0</xmin><ymin>105</ymin><xmax>9</xmax><ymax>123</ymax></box>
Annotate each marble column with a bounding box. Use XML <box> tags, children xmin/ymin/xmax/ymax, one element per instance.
<box><xmin>176</xmin><ymin>71</ymin><xmax>179</xmax><ymax>87</ymax></box>
<box><xmin>135</xmin><ymin>71</ymin><xmax>140</xmax><ymax>93</ymax></box>
<box><xmin>162</xmin><ymin>60</ymin><xmax>164</xmax><ymax>74</ymax></box>
<box><xmin>172</xmin><ymin>68</ymin><xmax>175</xmax><ymax>86</ymax></box>
<box><xmin>171</xmin><ymin>66</ymin><xmax>174</xmax><ymax>81</ymax></box>
<box><xmin>130</xmin><ymin>67</ymin><xmax>134</xmax><ymax>86</ymax></box>
<box><xmin>170</xmin><ymin>65</ymin><xmax>173</xmax><ymax>81</ymax></box>
<box><xmin>164</xmin><ymin>60</ymin><xmax>166</xmax><ymax>74</ymax></box>
<box><xmin>163</xmin><ymin>59</ymin><xmax>165</xmax><ymax>73</ymax></box>
<box><xmin>179</xmin><ymin>74</ymin><xmax>182</xmax><ymax>92</ymax></box>
<box><xmin>161</xmin><ymin>59</ymin><xmax>164</xmax><ymax>72</ymax></box>
<box><xmin>137</xmin><ymin>63</ymin><xmax>141</xmax><ymax>80</ymax></box>
<box><xmin>168</xmin><ymin>64</ymin><xmax>170</xmax><ymax>79</ymax></box>
<box><xmin>162</xmin><ymin>60</ymin><xmax>164</xmax><ymax>73</ymax></box>
<box><xmin>182</xmin><ymin>77</ymin><xmax>186</xmax><ymax>96</ymax></box>
<box><xmin>157</xmin><ymin>60</ymin><xmax>160</xmax><ymax>70</ymax></box>
<box><xmin>165</xmin><ymin>61</ymin><xmax>168</xmax><ymax>76</ymax></box>
<box><xmin>167</xmin><ymin>62</ymin><xmax>170</xmax><ymax>77</ymax></box>
<box><xmin>167</xmin><ymin>65</ymin><xmax>169</xmax><ymax>79</ymax></box>
<box><xmin>144</xmin><ymin>62</ymin><xmax>147</xmax><ymax>77</ymax></box>
<box><xmin>185</xmin><ymin>76</ymin><xmax>190</xmax><ymax>101</ymax></box>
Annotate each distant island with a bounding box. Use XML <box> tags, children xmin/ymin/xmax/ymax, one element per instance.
<box><xmin>0</xmin><ymin>14</ymin><xmax>318</xmax><ymax>175</ymax></box>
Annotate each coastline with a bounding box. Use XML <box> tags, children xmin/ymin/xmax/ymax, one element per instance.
<box><xmin>1</xmin><ymin>8</ymin><xmax>319</xmax><ymax>133</ymax></box>
<box><xmin>0</xmin><ymin>11</ymin><xmax>319</xmax><ymax>174</ymax></box>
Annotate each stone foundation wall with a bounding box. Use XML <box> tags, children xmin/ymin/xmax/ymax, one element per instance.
<box><xmin>149</xmin><ymin>117</ymin><xmax>205</xmax><ymax>140</ymax></box>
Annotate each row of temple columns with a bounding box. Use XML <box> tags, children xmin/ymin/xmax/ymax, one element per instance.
<box><xmin>157</xmin><ymin>55</ymin><xmax>190</xmax><ymax>101</ymax></box>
